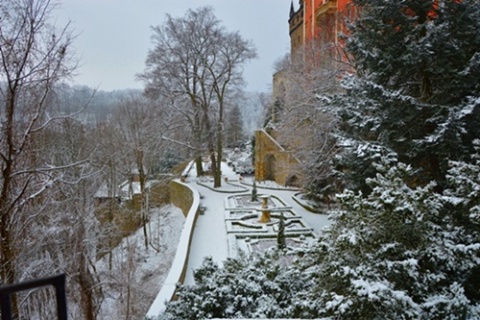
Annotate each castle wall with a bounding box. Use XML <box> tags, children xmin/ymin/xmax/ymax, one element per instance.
<box><xmin>290</xmin><ymin>0</ymin><xmax>353</xmax><ymax>49</ymax></box>
<box><xmin>255</xmin><ymin>130</ymin><xmax>301</xmax><ymax>187</ymax></box>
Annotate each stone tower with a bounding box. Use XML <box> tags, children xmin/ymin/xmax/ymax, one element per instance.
<box><xmin>288</xmin><ymin>0</ymin><xmax>354</xmax><ymax>57</ymax></box>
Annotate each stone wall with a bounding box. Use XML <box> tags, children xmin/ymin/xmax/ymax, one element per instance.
<box><xmin>254</xmin><ymin>129</ymin><xmax>301</xmax><ymax>187</ymax></box>
<box><xmin>169</xmin><ymin>180</ymin><xmax>194</xmax><ymax>217</ymax></box>
<box><xmin>149</xmin><ymin>182</ymin><xmax>170</xmax><ymax>207</ymax></box>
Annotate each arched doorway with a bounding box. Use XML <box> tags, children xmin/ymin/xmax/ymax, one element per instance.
<box><xmin>264</xmin><ymin>154</ymin><xmax>276</xmax><ymax>181</ymax></box>
<box><xmin>286</xmin><ymin>174</ymin><xmax>299</xmax><ymax>187</ymax></box>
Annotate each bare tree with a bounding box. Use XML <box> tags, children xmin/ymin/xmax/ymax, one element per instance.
<box><xmin>104</xmin><ymin>94</ymin><xmax>182</xmax><ymax>251</ymax></box>
<box><xmin>34</xmin><ymin>119</ymin><xmax>103</xmax><ymax>320</ymax></box>
<box><xmin>92</xmin><ymin>121</ymin><xmax>125</xmax><ymax>270</ymax></box>
<box><xmin>110</xmin><ymin>95</ymin><xmax>163</xmax><ymax>250</ymax></box>
<box><xmin>0</xmin><ymin>0</ymin><xmax>76</xmax><ymax>315</ymax></box>
<box><xmin>205</xmin><ymin>28</ymin><xmax>257</xmax><ymax>187</ymax></box>
<box><xmin>138</xmin><ymin>8</ymin><xmax>211</xmax><ymax>176</ymax></box>
<box><xmin>274</xmin><ymin>39</ymin><xmax>343</xmax><ymax>200</ymax></box>
<box><xmin>139</xmin><ymin>6</ymin><xmax>256</xmax><ymax>187</ymax></box>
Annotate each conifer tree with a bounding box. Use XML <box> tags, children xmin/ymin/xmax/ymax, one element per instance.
<box><xmin>333</xmin><ymin>0</ymin><xmax>480</xmax><ymax>190</ymax></box>
<box><xmin>154</xmin><ymin>255</ymin><xmax>314</xmax><ymax>319</ymax></box>
<box><xmin>277</xmin><ymin>212</ymin><xmax>286</xmax><ymax>250</ymax></box>
<box><xmin>251</xmin><ymin>181</ymin><xmax>258</xmax><ymax>202</ymax></box>
<box><xmin>149</xmin><ymin>157</ymin><xmax>480</xmax><ymax>319</ymax></box>
<box><xmin>304</xmin><ymin>159</ymin><xmax>480</xmax><ymax>319</ymax></box>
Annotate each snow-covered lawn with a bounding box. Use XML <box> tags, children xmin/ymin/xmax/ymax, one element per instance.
<box><xmin>96</xmin><ymin>204</ymin><xmax>184</xmax><ymax>320</ymax></box>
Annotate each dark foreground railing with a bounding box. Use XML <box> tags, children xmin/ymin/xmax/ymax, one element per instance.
<box><xmin>0</xmin><ymin>274</ymin><xmax>67</xmax><ymax>320</ymax></box>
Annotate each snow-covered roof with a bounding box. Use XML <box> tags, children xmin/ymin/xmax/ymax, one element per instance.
<box><xmin>96</xmin><ymin>179</ymin><xmax>159</xmax><ymax>200</ymax></box>
<box><xmin>119</xmin><ymin>181</ymin><xmax>141</xmax><ymax>197</ymax></box>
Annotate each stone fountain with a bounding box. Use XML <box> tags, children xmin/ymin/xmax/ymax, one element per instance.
<box><xmin>258</xmin><ymin>195</ymin><xmax>271</xmax><ymax>223</ymax></box>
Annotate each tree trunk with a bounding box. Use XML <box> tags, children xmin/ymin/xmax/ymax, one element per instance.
<box><xmin>0</xmin><ymin>217</ymin><xmax>19</xmax><ymax>317</ymax></box>
<box><xmin>215</xmin><ymin>98</ymin><xmax>224</xmax><ymax>188</ymax></box>
<box><xmin>203</xmin><ymin>110</ymin><xmax>221</xmax><ymax>188</ymax></box>
<box><xmin>0</xmin><ymin>94</ymin><xmax>19</xmax><ymax>318</ymax></box>
<box><xmin>192</xmin><ymin>96</ymin><xmax>204</xmax><ymax>177</ymax></box>
<box><xmin>195</xmin><ymin>156</ymin><xmax>203</xmax><ymax>176</ymax></box>
<box><xmin>78</xmin><ymin>257</ymin><xmax>96</xmax><ymax>320</ymax></box>
<box><xmin>136</xmin><ymin>149</ymin><xmax>148</xmax><ymax>250</ymax></box>
<box><xmin>210</xmin><ymin>152</ymin><xmax>220</xmax><ymax>187</ymax></box>
<box><xmin>214</xmin><ymin>124</ymin><xmax>223</xmax><ymax>188</ymax></box>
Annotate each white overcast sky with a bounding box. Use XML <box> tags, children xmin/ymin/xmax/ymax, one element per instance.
<box><xmin>56</xmin><ymin>0</ymin><xmax>291</xmax><ymax>93</ymax></box>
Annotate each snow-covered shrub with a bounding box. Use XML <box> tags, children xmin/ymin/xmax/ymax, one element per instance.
<box><xmin>305</xmin><ymin>160</ymin><xmax>480</xmax><ymax>319</ymax></box>
<box><xmin>444</xmin><ymin>139</ymin><xmax>480</xmax><ymax>226</ymax></box>
<box><xmin>154</xmin><ymin>254</ymin><xmax>316</xmax><ymax>319</ymax></box>
<box><xmin>329</xmin><ymin>0</ymin><xmax>480</xmax><ymax>191</ymax></box>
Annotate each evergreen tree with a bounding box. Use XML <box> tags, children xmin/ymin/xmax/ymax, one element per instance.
<box><xmin>277</xmin><ymin>212</ymin><xmax>286</xmax><ymax>250</ymax></box>
<box><xmin>251</xmin><ymin>181</ymin><xmax>258</xmax><ymax>202</ymax></box>
<box><xmin>442</xmin><ymin>139</ymin><xmax>480</xmax><ymax>304</ymax></box>
<box><xmin>333</xmin><ymin>0</ymin><xmax>480</xmax><ymax>190</ymax></box>
<box><xmin>444</xmin><ymin>139</ymin><xmax>480</xmax><ymax>233</ymax></box>
<box><xmin>303</xmin><ymin>159</ymin><xmax>480</xmax><ymax>319</ymax></box>
<box><xmin>154</xmin><ymin>255</ymin><xmax>316</xmax><ymax>319</ymax></box>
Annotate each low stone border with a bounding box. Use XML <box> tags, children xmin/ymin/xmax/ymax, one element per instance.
<box><xmin>196</xmin><ymin>178</ymin><xmax>249</xmax><ymax>193</ymax></box>
<box><xmin>238</xmin><ymin>179</ymin><xmax>302</xmax><ymax>191</ymax></box>
<box><xmin>292</xmin><ymin>192</ymin><xmax>325</xmax><ymax>214</ymax></box>
<box><xmin>146</xmin><ymin>179</ymin><xmax>200</xmax><ymax>317</ymax></box>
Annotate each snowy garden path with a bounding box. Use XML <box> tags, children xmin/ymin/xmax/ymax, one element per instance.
<box><xmin>183</xmin><ymin>181</ymin><xmax>231</xmax><ymax>284</ymax></box>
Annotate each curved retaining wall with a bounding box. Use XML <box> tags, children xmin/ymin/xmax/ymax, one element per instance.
<box><xmin>146</xmin><ymin>179</ymin><xmax>200</xmax><ymax>317</ymax></box>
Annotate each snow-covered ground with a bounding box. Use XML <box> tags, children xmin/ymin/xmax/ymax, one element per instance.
<box><xmin>183</xmin><ymin>166</ymin><xmax>237</xmax><ymax>285</ymax></box>
<box><xmin>182</xmin><ymin>162</ymin><xmax>332</xmax><ymax>285</ymax></box>
<box><xmin>96</xmin><ymin>205</ymin><xmax>185</xmax><ymax>319</ymax></box>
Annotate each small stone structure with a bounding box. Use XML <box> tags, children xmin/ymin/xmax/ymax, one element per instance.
<box><xmin>254</xmin><ymin>129</ymin><xmax>301</xmax><ymax>187</ymax></box>
<box><xmin>258</xmin><ymin>195</ymin><xmax>271</xmax><ymax>223</ymax></box>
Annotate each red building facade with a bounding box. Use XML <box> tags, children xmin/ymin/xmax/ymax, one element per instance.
<box><xmin>289</xmin><ymin>0</ymin><xmax>354</xmax><ymax>56</ymax></box>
